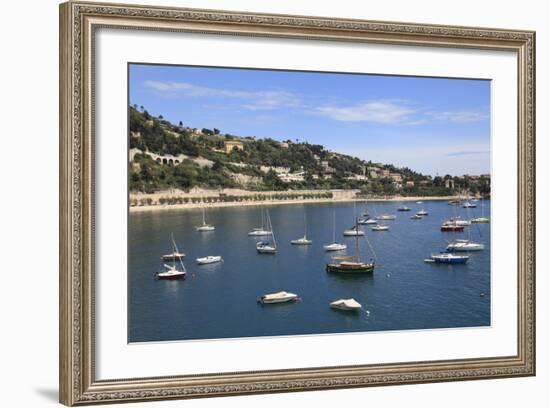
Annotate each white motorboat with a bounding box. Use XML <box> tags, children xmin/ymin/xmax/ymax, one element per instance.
<box><xmin>359</xmin><ymin>218</ymin><xmax>378</xmax><ymax>225</ymax></box>
<box><xmin>416</xmin><ymin>210</ymin><xmax>429</xmax><ymax>216</ymax></box>
<box><xmin>330</xmin><ymin>298</ymin><xmax>362</xmax><ymax>311</ymax></box>
<box><xmin>324</xmin><ymin>242</ymin><xmax>347</xmax><ymax>251</ymax></box>
<box><xmin>411</xmin><ymin>214</ymin><xmax>423</xmax><ymax>220</ymax></box>
<box><xmin>196</xmin><ymin>255</ymin><xmax>223</xmax><ymax>265</ymax></box>
<box><xmin>416</xmin><ymin>201</ymin><xmax>423</xmax><ymax>204</ymax></box>
<box><xmin>196</xmin><ymin>206</ymin><xmax>215</xmax><ymax>232</ymax></box>
<box><xmin>427</xmin><ymin>253</ymin><xmax>469</xmax><ymax>264</ymax></box>
<box><xmin>371</xmin><ymin>225</ymin><xmax>389</xmax><ymax>231</ymax></box>
<box><xmin>462</xmin><ymin>201</ymin><xmax>477</xmax><ymax>208</ymax></box>
<box><xmin>376</xmin><ymin>214</ymin><xmax>396</xmax><ymax>220</ymax></box>
<box><xmin>449</xmin><ymin>217</ymin><xmax>471</xmax><ymax>226</ymax></box>
<box><xmin>258</xmin><ymin>291</ymin><xmax>299</xmax><ymax>304</ymax></box>
<box><xmin>446</xmin><ymin>240</ymin><xmax>485</xmax><ymax>252</ymax></box>
<box><xmin>343</xmin><ymin>226</ymin><xmax>365</xmax><ymax>236</ymax></box>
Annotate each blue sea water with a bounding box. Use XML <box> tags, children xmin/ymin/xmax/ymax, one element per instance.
<box><xmin>128</xmin><ymin>200</ymin><xmax>490</xmax><ymax>342</ymax></box>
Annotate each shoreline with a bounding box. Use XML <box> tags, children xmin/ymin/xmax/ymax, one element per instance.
<box><xmin>129</xmin><ymin>195</ymin><xmax>464</xmax><ymax>213</ymax></box>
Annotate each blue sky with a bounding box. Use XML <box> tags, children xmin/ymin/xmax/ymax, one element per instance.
<box><xmin>129</xmin><ymin>64</ymin><xmax>491</xmax><ymax>176</ymax></box>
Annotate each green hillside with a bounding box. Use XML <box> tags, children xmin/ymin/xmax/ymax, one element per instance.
<box><xmin>128</xmin><ymin>106</ymin><xmax>490</xmax><ymax>196</ymax></box>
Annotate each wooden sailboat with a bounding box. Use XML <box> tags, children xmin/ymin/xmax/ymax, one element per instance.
<box><xmin>327</xmin><ymin>218</ymin><xmax>375</xmax><ymax>273</ymax></box>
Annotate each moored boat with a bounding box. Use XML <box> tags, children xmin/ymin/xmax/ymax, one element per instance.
<box><xmin>371</xmin><ymin>224</ymin><xmax>389</xmax><ymax>231</ymax></box>
<box><xmin>427</xmin><ymin>253</ymin><xmax>469</xmax><ymax>264</ymax></box>
<box><xmin>257</xmin><ymin>291</ymin><xmax>299</xmax><ymax>304</ymax></box>
<box><xmin>157</xmin><ymin>234</ymin><xmax>187</xmax><ymax>279</ymax></box>
<box><xmin>397</xmin><ymin>205</ymin><xmax>411</xmax><ymax>211</ymax></box>
<box><xmin>446</xmin><ymin>240</ymin><xmax>484</xmax><ymax>252</ymax></box>
<box><xmin>441</xmin><ymin>222</ymin><xmax>465</xmax><ymax>232</ymax></box>
<box><xmin>376</xmin><ymin>214</ymin><xmax>396</xmax><ymax>220</ymax></box>
<box><xmin>256</xmin><ymin>210</ymin><xmax>277</xmax><ymax>254</ymax></box>
<box><xmin>343</xmin><ymin>226</ymin><xmax>365</xmax><ymax>236</ymax></box>
<box><xmin>196</xmin><ymin>206</ymin><xmax>215</xmax><ymax>232</ymax></box>
<box><xmin>324</xmin><ymin>207</ymin><xmax>347</xmax><ymax>251</ymax></box>
<box><xmin>196</xmin><ymin>255</ymin><xmax>223</xmax><ymax>265</ymax></box>
<box><xmin>291</xmin><ymin>236</ymin><xmax>312</xmax><ymax>245</ymax></box>
<box><xmin>161</xmin><ymin>234</ymin><xmax>186</xmax><ymax>260</ymax></box>
<box><xmin>327</xmin><ymin>219</ymin><xmax>375</xmax><ymax>274</ymax></box>
<box><xmin>248</xmin><ymin>209</ymin><xmax>273</xmax><ymax>236</ymax></box>
<box><xmin>330</xmin><ymin>298</ymin><xmax>362</xmax><ymax>311</ymax></box>
<box><xmin>416</xmin><ymin>210</ymin><xmax>429</xmax><ymax>216</ymax></box>
<box><xmin>411</xmin><ymin>214</ymin><xmax>423</xmax><ymax>220</ymax></box>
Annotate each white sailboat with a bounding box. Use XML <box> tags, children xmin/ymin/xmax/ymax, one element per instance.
<box><xmin>196</xmin><ymin>206</ymin><xmax>215</xmax><ymax>232</ymax></box>
<box><xmin>256</xmin><ymin>210</ymin><xmax>277</xmax><ymax>254</ymax></box>
<box><xmin>160</xmin><ymin>233</ymin><xmax>186</xmax><ymax>260</ymax></box>
<box><xmin>324</xmin><ymin>208</ymin><xmax>347</xmax><ymax>251</ymax></box>
<box><xmin>156</xmin><ymin>236</ymin><xmax>187</xmax><ymax>279</ymax></box>
<box><xmin>471</xmin><ymin>197</ymin><xmax>490</xmax><ymax>223</ymax></box>
<box><xmin>248</xmin><ymin>208</ymin><xmax>272</xmax><ymax>236</ymax></box>
<box><xmin>371</xmin><ymin>224</ymin><xmax>389</xmax><ymax>231</ymax></box>
<box><xmin>290</xmin><ymin>212</ymin><xmax>312</xmax><ymax>245</ymax></box>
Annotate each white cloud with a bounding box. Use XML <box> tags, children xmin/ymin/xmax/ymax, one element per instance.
<box><xmin>144</xmin><ymin>80</ymin><xmax>301</xmax><ymax>111</ymax></box>
<box><xmin>427</xmin><ymin>111</ymin><xmax>489</xmax><ymax>123</ymax></box>
<box><xmin>315</xmin><ymin>101</ymin><xmax>416</xmax><ymax>124</ymax></box>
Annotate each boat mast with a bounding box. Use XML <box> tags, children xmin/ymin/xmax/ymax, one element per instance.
<box><xmin>355</xmin><ymin>217</ymin><xmax>360</xmax><ymax>262</ymax></box>
<box><xmin>202</xmin><ymin>206</ymin><xmax>206</xmax><ymax>226</ymax></box>
<box><xmin>269</xmin><ymin>210</ymin><xmax>277</xmax><ymax>249</ymax></box>
<box><xmin>332</xmin><ymin>208</ymin><xmax>336</xmax><ymax>243</ymax></box>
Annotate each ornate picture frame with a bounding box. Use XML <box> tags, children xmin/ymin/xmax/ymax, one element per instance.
<box><xmin>59</xmin><ymin>1</ymin><xmax>535</xmax><ymax>405</ymax></box>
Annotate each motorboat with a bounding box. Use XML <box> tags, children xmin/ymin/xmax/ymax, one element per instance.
<box><xmin>462</xmin><ymin>201</ymin><xmax>477</xmax><ymax>208</ymax></box>
<box><xmin>376</xmin><ymin>214</ymin><xmax>396</xmax><ymax>220</ymax></box>
<box><xmin>330</xmin><ymin>298</ymin><xmax>362</xmax><ymax>311</ymax></box>
<box><xmin>343</xmin><ymin>226</ymin><xmax>365</xmax><ymax>236</ymax></box>
<box><xmin>358</xmin><ymin>218</ymin><xmax>377</xmax><ymax>225</ymax></box>
<box><xmin>371</xmin><ymin>225</ymin><xmax>389</xmax><ymax>231</ymax></box>
<box><xmin>446</xmin><ymin>240</ymin><xmax>484</xmax><ymax>252</ymax></box>
<box><xmin>258</xmin><ymin>291</ymin><xmax>299</xmax><ymax>304</ymax></box>
<box><xmin>196</xmin><ymin>255</ymin><xmax>223</xmax><ymax>265</ymax></box>
<box><xmin>416</xmin><ymin>210</ymin><xmax>429</xmax><ymax>216</ymax></box>
<box><xmin>397</xmin><ymin>206</ymin><xmax>411</xmax><ymax>211</ymax></box>
<box><xmin>410</xmin><ymin>214</ymin><xmax>423</xmax><ymax>220</ymax></box>
<box><xmin>427</xmin><ymin>253</ymin><xmax>469</xmax><ymax>264</ymax></box>
<box><xmin>324</xmin><ymin>242</ymin><xmax>347</xmax><ymax>251</ymax></box>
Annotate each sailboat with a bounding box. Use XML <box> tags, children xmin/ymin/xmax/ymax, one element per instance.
<box><xmin>344</xmin><ymin>203</ymin><xmax>365</xmax><ymax>236</ymax></box>
<box><xmin>290</xmin><ymin>212</ymin><xmax>312</xmax><ymax>245</ymax></box>
<box><xmin>326</xmin><ymin>219</ymin><xmax>375</xmax><ymax>273</ymax></box>
<box><xmin>160</xmin><ymin>233</ymin><xmax>186</xmax><ymax>261</ymax></box>
<box><xmin>471</xmin><ymin>197</ymin><xmax>490</xmax><ymax>223</ymax></box>
<box><xmin>156</xmin><ymin>235</ymin><xmax>187</xmax><ymax>279</ymax></box>
<box><xmin>324</xmin><ymin>208</ymin><xmax>347</xmax><ymax>251</ymax></box>
<box><xmin>256</xmin><ymin>210</ymin><xmax>277</xmax><ymax>254</ymax></box>
<box><xmin>248</xmin><ymin>208</ymin><xmax>272</xmax><ymax>236</ymax></box>
<box><xmin>447</xmin><ymin>204</ymin><xmax>485</xmax><ymax>252</ymax></box>
<box><xmin>397</xmin><ymin>205</ymin><xmax>411</xmax><ymax>211</ymax></box>
<box><xmin>196</xmin><ymin>206</ymin><xmax>215</xmax><ymax>232</ymax></box>
<box><xmin>358</xmin><ymin>198</ymin><xmax>377</xmax><ymax>224</ymax></box>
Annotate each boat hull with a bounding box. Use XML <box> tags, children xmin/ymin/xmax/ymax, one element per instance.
<box><xmin>326</xmin><ymin>263</ymin><xmax>375</xmax><ymax>273</ymax></box>
<box><xmin>441</xmin><ymin>225</ymin><xmax>465</xmax><ymax>232</ymax></box>
<box><xmin>157</xmin><ymin>272</ymin><xmax>186</xmax><ymax>280</ymax></box>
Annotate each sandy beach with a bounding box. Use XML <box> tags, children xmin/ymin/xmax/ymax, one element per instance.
<box><xmin>129</xmin><ymin>193</ymin><xmax>464</xmax><ymax>213</ymax></box>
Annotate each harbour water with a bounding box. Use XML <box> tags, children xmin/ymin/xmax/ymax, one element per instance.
<box><xmin>128</xmin><ymin>200</ymin><xmax>490</xmax><ymax>343</ymax></box>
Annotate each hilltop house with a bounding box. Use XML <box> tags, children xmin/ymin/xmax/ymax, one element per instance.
<box><xmin>224</xmin><ymin>140</ymin><xmax>244</xmax><ymax>153</ymax></box>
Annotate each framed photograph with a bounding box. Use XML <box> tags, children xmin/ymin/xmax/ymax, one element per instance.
<box><xmin>59</xmin><ymin>1</ymin><xmax>536</xmax><ymax>405</ymax></box>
